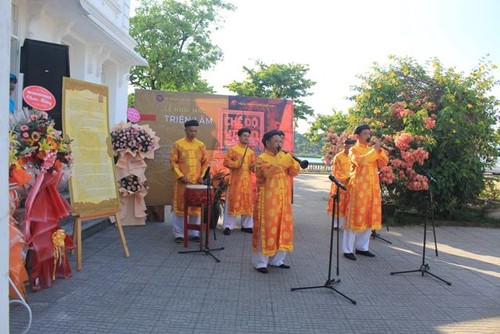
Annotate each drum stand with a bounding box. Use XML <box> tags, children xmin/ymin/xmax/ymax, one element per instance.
<box><xmin>179</xmin><ymin>174</ymin><xmax>224</xmax><ymax>263</ymax></box>
<box><xmin>291</xmin><ymin>185</ymin><xmax>356</xmax><ymax>304</ymax></box>
<box><xmin>390</xmin><ymin>185</ymin><xmax>451</xmax><ymax>285</ymax></box>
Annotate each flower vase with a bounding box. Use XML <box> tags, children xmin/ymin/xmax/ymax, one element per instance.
<box><xmin>23</xmin><ymin>171</ymin><xmax>74</xmax><ymax>291</ymax></box>
<box><xmin>115</xmin><ymin>152</ymin><xmax>148</xmax><ymax>226</ymax></box>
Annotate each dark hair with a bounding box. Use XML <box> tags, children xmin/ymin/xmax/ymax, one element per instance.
<box><xmin>277</xmin><ymin>130</ymin><xmax>285</xmax><ymax>137</ymax></box>
<box><xmin>10</xmin><ymin>73</ymin><xmax>17</xmax><ymax>84</ymax></box>
<box><xmin>238</xmin><ymin>127</ymin><xmax>251</xmax><ymax>137</ymax></box>
<box><xmin>354</xmin><ymin>124</ymin><xmax>370</xmax><ymax>135</ymax></box>
<box><xmin>184</xmin><ymin>119</ymin><xmax>199</xmax><ymax>128</ymax></box>
<box><xmin>261</xmin><ymin>129</ymin><xmax>281</xmax><ymax>147</ymax></box>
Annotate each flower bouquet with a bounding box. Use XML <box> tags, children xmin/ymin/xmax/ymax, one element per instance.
<box><xmin>110</xmin><ymin>121</ymin><xmax>159</xmax><ymax>159</ymax></box>
<box><xmin>10</xmin><ymin>110</ymin><xmax>74</xmax><ymax>290</ymax></box>
<box><xmin>111</xmin><ymin>122</ymin><xmax>160</xmax><ymax>225</ymax></box>
<box><xmin>118</xmin><ymin>174</ymin><xmax>148</xmax><ymax>197</ymax></box>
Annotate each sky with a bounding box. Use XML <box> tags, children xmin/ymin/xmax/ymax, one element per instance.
<box><xmin>131</xmin><ymin>0</ymin><xmax>500</xmax><ymax>133</ymax></box>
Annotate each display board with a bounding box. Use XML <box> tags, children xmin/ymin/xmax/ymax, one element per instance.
<box><xmin>134</xmin><ymin>90</ymin><xmax>294</xmax><ymax>206</ymax></box>
<box><xmin>62</xmin><ymin>77</ymin><xmax>119</xmax><ymax>217</ymax></box>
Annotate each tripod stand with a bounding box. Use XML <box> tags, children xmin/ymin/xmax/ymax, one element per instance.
<box><xmin>390</xmin><ymin>183</ymin><xmax>451</xmax><ymax>285</ymax></box>
<box><xmin>291</xmin><ymin>179</ymin><xmax>356</xmax><ymax>304</ymax></box>
<box><xmin>179</xmin><ymin>171</ymin><xmax>224</xmax><ymax>263</ymax></box>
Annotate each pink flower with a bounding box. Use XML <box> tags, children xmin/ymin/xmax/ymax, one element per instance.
<box><xmin>423</xmin><ymin>117</ymin><xmax>436</xmax><ymax>129</ymax></box>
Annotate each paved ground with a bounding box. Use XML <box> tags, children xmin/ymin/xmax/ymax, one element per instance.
<box><xmin>10</xmin><ymin>174</ymin><xmax>500</xmax><ymax>333</ymax></box>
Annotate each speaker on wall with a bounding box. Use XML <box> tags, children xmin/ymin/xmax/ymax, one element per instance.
<box><xmin>20</xmin><ymin>38</ymin><xmax>70</xmax><ymax>131</ymax></box>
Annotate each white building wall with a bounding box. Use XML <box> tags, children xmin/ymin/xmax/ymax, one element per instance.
<box><xmin>11</xmin><ymin>0</ymin><xmax>145</xmax><ymax>126</ymax></box>
<box><xmin>2</xmin><ymin>2</ymin><xmax>12</xmax><ymax>332</ymax></box>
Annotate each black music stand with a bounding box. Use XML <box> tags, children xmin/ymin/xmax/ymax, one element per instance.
<box><xmin>179</xmin><ymin>171</ymin><xmax>224</xmax><ymax>262</ymax></box>
<box><xmin>390</xmin><ymin>182</ymin><xmax>451</xmax><ymax>285</ymax></box>
<box><xmin>291</xmin><ymin>178</ymin><xmax>356</xmax><ymax>304</ymax></box>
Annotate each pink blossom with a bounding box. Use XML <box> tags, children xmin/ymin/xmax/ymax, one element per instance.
<box><xmin>423</xmin><ymin>117</ymin><xmax>436</xmax><ymax>129</ymax></box>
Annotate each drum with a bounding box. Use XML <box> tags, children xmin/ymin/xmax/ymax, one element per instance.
<box><xmin>185</xmin><ymin>184</ymin><xmax>214</xmax><ymax>206</ymax></box>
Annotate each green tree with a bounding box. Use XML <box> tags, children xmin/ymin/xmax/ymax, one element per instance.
<box><xmin>225</xmin><ymin>60</ymin><xmax>316</xmax><ymax>124</ymax></box>
<box><xmin>129</xmin><ymin>0</ymin><xmax>235</xmax><ymax>92</ymax></box>
<box><xmin>349</xmin><ymin>56</ymin><xmax>499</xmax><ymax>215</ymax></box>
<box><xmin>305</xmin><ymin>111</ymin><xmax>349</xmax><ymax>143</ymax></box>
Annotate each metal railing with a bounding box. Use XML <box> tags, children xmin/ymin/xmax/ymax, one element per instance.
<box><xmin>300</xmin><ymin>162</ymin><xmax>331</xmax><ymax>174</ymax></box>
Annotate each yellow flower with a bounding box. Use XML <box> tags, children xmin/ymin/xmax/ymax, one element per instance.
<box><xmin>467</xmin><ymin>103</ymin><xmax>473</xmax><ymax>108</ymax></box>
<box><xmin>38</xmin><ymin>138</ymin><xmax>53</xmax><ymax>151</ymax></box>
<box><xmin>373</xmin><ymin>108</ymin><xmax>381</xmax><ymax>115</ymax></box>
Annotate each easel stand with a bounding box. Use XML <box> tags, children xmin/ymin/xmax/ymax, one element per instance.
<box><xmin>72</xmin><ymin>212</ymin><xmax>130</xmax><ymax>271</ymax></box>
<box><xmin>390</xmin><ymin>187</ymin><xmax>451</xmax><ymax>286</ymax></box>
<box><xmin>179</xmin><ymin>177</ymin><xmax>224</xmax><ymax>263</ymax></box>
<box><xmin>291</xmin><ymin>186</ymin><xmax>356</xmax><ymax>304</ymax></box>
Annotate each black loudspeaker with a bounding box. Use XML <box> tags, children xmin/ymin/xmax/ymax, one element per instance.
<box><xmin>20</xmin><ymin>38</ymin><xmax>70</xmax><ymax>131</ymax></box>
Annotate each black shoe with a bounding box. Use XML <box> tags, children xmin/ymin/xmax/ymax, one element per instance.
<box><xmin>343</xmin><ymin>253</ymin><xmax>357</xmax><ymax>261</ymax></box>
<box><xmin>223</xmin><ymin>228</ymin><xmax>231</xmax><ymax>235</ymax></box>
<box><xmin>270</xmin><ymin>264</ymin><xmax>290</xmax><ymax>269</ymax></box>
<box><xmin>174</xmin><ymin>237</ymin><xmax>184</xmax><ymax>244</ymax></box>
<box><xmin>356</xmin><ymin>249</ymin><xmax>375</xmax><ymax>257</ymax></box>
<box><xmin>255</xmin><ymin>267</ymin><xmax>268</xmax><ymax>274</ymax></box>
<box><xmin>189</xmin><ymin>236</ymin><xmax>200</xmax><ymax>242</ymax></box>
<box><xmin>241</xmin><ymin>227</ymin><xmax>253</xmax><ymax>233</ymax></box>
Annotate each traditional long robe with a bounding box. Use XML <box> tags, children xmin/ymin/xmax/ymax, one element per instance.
<box><xmin>223</xmin><ymin>143</ymin><xmax>255</xmax><ymax>216</ymax></box>
<box><xmin>327</xmin><ymin>151</ymin><xmax>350</xmax><ymax>217</ymax></box>
<box><xmin>345</xmin><ymin>143</ymin><xmax>388</xmax><ymax>231</ymax></box>
<box><xmin>170</xmin><ymin>138</ymin><xmax>208</xmax><ymax>216</ymax></box>
<box><xmin>253</xmin><ymin>150</ymin><xmax>300</xmax><ymax>256</ymax></box>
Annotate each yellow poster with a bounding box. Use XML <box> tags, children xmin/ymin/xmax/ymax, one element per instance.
<box><xmin>62</xmin><ymin>78</ymin><xmax>119</xmax><ymax>217</ymax></box>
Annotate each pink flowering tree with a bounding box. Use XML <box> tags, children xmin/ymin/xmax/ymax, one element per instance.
<box><xmin>322</xmin><ymin>56</ymin><xmax>499</xmax><ymax>215</ymax></box>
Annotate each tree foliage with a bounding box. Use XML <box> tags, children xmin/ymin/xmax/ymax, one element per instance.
<box><xmin>129</xmin><ymin>0</ymin><xmax>235</xmax><ymax>92</ymax></box>
<box><xmin>347</xmin><ymin>56</ymin><xmax>499</xmax><ymax>215</ymax></box>
<box><xmin>305</xmin><ymin>111</ymin><xmax>349</xmax><ymax>143</ymax></box>
<box><xmin>225</xmin><ymin>60</ymin><xmax>316</xmax><ymax>123</ymax></box>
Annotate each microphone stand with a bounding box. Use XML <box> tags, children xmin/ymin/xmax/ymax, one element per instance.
<box><xmin>291</xmin><ymin>180</ymin><xmax>356</xmax><ymax>304</ymax></box>
<box><xmin>390</xmin><ymin>183</ymin><xmax>451</xmax><ymax>285</ymax></box>
<box><xmin>371</xmin><ymin>202</ymin><xmax>392</xmax><ymax>244</ymax></box>
<box><xmin>179</xmin><ymin>170</ymin><xmax>224</xmax><ymax>263</ymax></box>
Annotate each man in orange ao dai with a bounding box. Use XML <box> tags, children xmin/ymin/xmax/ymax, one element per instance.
<box><xmin>222</xmin><ymin>127</ymin><xmax>256</xmax><ymax>235</ymax></box>
<box><xmin>342</xmin><ymin>124</ymin><xmax>388</xmax><ymax>260</ymax></box>
<box><xmin>327</xmin><ymin>138</ymin><xmax>357</xmax><ymax>228</ymax></box>
<box><xmin>170</xmin><ymin>119</ymin><xmax>209</xmax><ymax>243</ymax></box>
<box><xmin>252</xmin><ymin>130</ymin><xmax>300</xmax><ymax>273</ymax></box>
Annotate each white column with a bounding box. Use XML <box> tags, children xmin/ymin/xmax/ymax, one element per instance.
<box><xmin>1</xmin><ymin>1</ymin><xmax>12</xmax><ymax>332</ymax></box>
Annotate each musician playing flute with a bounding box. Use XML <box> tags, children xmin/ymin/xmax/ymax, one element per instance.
<box><xmin>327</xmin><ymin>138</ymin><xmax>357</xmax><ymax>228</ymax></box>
<box><xmin>252</xmin><ymin>130</ymin><xmax>300</xmax><ymax>273</ymax></box>
<box><xmin>222</xmin><ymin>127</ymin><xmax>256</xmax><ymax>235</ymax></box>
<box><xmin>170</xmin><ymin>119</ymin><xmax>209</xmax><ymax>244</ymax></box>
<box><xmin>342</xmin><ymin>124</ymin><xmax>388</xmax><ymax>260</ymax></box>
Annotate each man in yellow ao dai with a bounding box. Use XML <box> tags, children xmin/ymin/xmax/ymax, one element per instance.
<box><xmin>252</xmin><ymin>130</ymin><xmax>300</xmax><ymax>274</ymax></box>
<box><xmin>222</xmin><ymin>127</ymin><xmax>256</xmax><ymax>235</ymax></box>
<box><xmin>342</xmin><ymin>124</ymin><xmax>388</xmax><ymax>260</ymax></box>
<box><xmin>327</xmin><ymin>138</ymin><xmax>357</xmax><ymax>228</ymax></box>
<box><xmin>170</xmin><ymin>119</ymin><xmax>209</xmax><ymax>243</ymax></box>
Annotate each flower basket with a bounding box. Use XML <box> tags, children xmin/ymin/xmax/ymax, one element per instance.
<box><xmin>10</xmin><ymin>110</ymin><xmax>74</xmax><ymax>291</ymax></box>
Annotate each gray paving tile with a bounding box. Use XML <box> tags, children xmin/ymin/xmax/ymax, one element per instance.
<box><xmin>9</xmin><ymin>174</ymin><xmax>500</xmax><ymax>334</ymax></box>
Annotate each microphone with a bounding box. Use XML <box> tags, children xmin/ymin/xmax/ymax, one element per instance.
<box><xmin>203</xmin><ymin>167</ymin><xmax>211</xmax><ymax>182</ymax></box>
<box><xmin>425</xmin><ymin>171</ymin><xmax>437</xmax><ymax>185</ymax></box>
<box><xmin>328</xmin><ymin>175</ymin><xmax>346</xmax><ymax>191</ymax></box>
